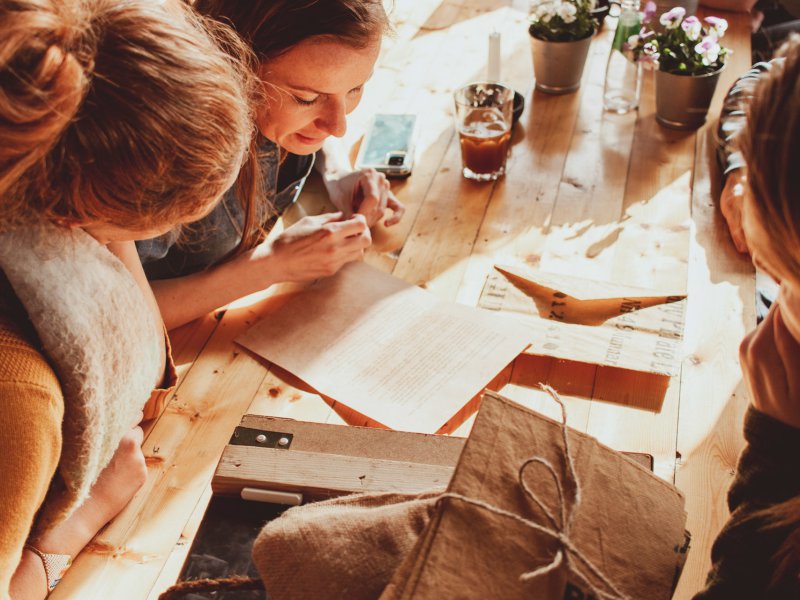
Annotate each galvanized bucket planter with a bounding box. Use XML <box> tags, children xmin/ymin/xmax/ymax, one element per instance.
<box><xmin>654</xmin><ymin>66</ymin><xmax>724</xmax><ymax>129</ymax></box>
<box><xmin>529</xmin><ymin>29</ymin><xmax>594</xmax><ymax>95</ymax></box>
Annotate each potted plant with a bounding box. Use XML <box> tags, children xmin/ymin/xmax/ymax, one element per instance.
<box><xmin>627</xmin><ymin>5</ymin><xmax>730</xmax><ymax>128</ymax></box>
<box><xmin>528</xmin><ymin>0</ymin><xmax>597</xmax><ymax>94</ymax></box>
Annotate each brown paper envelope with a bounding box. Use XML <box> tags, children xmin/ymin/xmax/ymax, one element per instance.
<box><xmin>382</xmin><ymin>392</ymin><xmax>687</xmax><ymax>599</ymax></box>
<box><xmin>479</xmin><ymin>265</ymin><xmax>687</xmax><ymax>376</ymax></box>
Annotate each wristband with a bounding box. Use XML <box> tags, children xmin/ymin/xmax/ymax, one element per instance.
<box><xmin>24</xmin><ymin>544</ymin><xmax>72</xmax><ymax>593</ymax></box>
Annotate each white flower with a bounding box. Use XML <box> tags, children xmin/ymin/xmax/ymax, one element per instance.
<box><xmin>681</xmin><ymin>16</ymin><xmax>702</xmax><ymax>41</ymax></box>
<box><xmin>557</xmin><ymin>2</ymin><xmax>577</xmax><ymax>23</ymax></box>
<box><xmin>704</xmin><ymin>16</ymin><xmax>728</xmax><ymax>39</ymax></box>
<box><xmin>659</xmin><ymin>7</ymin><xmax>686</xmax><ymax>29</ymax></box>
<box><xmin>695</xmin><ymin>35</ymin><xmax>721</xmax><ymax>66</ymax></box>
<box><xmin>534</xmin><ymin>1</ymin><xmax>558</xmax><ymax>23</ymax></box>
<box><xmin>627</xmin><ymin>34</ymin><xmax>640</xmax><ymax>48</ymax></box>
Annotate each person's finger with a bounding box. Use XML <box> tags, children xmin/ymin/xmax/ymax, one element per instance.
<box><xmin>130</xmin><ymin>410</ymin><xmax>145</xmax><ymax>429</ymax></box>
<box><xmin>344</xmin><ymin>223</ymin><xmax>372</xmax><ymax>248</ymax></box>
<box><xmin>326</xmin><ymin>214</ymin><xmax>369</xmax><ymax>238</ymax></box>
<box><xmin>376</xmin><ymin>174</ymin><xmax>390</xmax><ymax>211</ymax></box>
<box><xmin>360</xmin><ymin>170</ymin><xmax>382</xmax><ymax>201</ymax></box>
<box><xmin>384</xmin><ymin>196</ymin><xmax>406</xmax><ymax>227</ymax></box>
<box><xmin>721</xmin><ymin>202</ymin><xmax>748</xmax><ymax>255</ymax></box>
<box><xmin>730</xmin><ymin>225</ymin><xmax>749</xmax><ymax>255</ymax></box>
<box><xmin>315</xmin><ymin>211</ymin><xmax>345</xmax><ymax>224</ymax></box>
<box><xmin>129</xmin><ymin>425</ymin><xmax>145</xmax><ymax>447</ymax></box>
<box><xmin>357</xmin><ymin>193</ymin><xmax>381</xmax><ymax>221</ymax></box>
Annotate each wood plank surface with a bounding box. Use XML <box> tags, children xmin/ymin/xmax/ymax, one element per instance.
<box><xmin>673</xmin><ymin>10</ymin><xmax>756</xmax><ymax>597</ymax></box>
<box><xmin>214</xmin><ymin>447</ymin><xmax>455</xmax><ymax>497</ymax></box>
<box><xmin>54</xmin><ymin>2</ymin><xmax>755</xmax><ymax>598</ymax></box>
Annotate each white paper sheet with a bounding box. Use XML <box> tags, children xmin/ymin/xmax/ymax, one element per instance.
<box><xmin>237</xmin><ymin>262</ymin><xmax>531</xmax><ymax>433</ymax></box>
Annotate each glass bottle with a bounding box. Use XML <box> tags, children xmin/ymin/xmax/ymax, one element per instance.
<box><xmin>603</xmin><ymin>0</ymin><xmax>642</xmax><ymax>114</ymax></box>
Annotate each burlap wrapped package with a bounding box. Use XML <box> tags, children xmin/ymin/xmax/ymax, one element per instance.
<box><xmin>250</xmin><ymin>390</ymin><xmax>688</xmax><ymax>600</ymax></box>
<box><xmin>382</xmin><ymin>391</ymin><xmax>689</xmax><ymax>599</ymax></box>
<box><xmin>251</xmin><ymin>490</ymin><xmax>440</xmax><ymax>600</ymax></box>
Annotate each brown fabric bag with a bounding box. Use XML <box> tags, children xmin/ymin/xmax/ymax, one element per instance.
<box><xmin>250</xmin><ymin>392</ymin><xmax>688</xmax><ymax>600</ymax></box>
<box><xmin>382</xmin><ymin>391</ymin><xmax>689</xmax><ymax>600</ymax></box>
<box><xmin>251</xmin><ymin>490</ymin><xmax>440</xmax><ymax>600</ymax></box>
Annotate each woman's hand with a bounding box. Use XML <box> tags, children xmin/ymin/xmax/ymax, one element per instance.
<box><xmin>326</xmin><ymin>168</ymin><xmax>405</xmax><ymax>228</ymax></box>
<box><xmin>720</xmin><ymin>169</ymin><xmax>750</xmax><ymax>255</ymax></box>
<box><xmin>13</xmin><ymin>417</ymin><xmax>148</xmax><ymax>599</ymax></box>
<box><xmin>31</xmin><ymin>418</ymin><xmax>147</xmax><ymax>558</ymax></box>
<box><xmin>256</xmin><ymin>212</ymin><xmax>372</xmax><ymax>283</ymax></box>
<box><xmin>740</xmin><ymin>285</ymin><xmax>800</xmax><ymax>429</ymax></box>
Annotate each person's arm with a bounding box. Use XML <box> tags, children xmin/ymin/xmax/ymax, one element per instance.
<box><xmin>0</xmin><ymin>382</ymin><xmax>62</xmax><ymax>600</ymax></box>
<box><xmin>150</xmin><ymin>212</ymin><xmax>371</xmax><ymax>330</ymax></box>
<box><xmin>106</xmin><ymin>241</ymin><xmax>166</xmax><ymax>384</ymax></box>
<box><xmin>716</xmin><ymin>61</ymin><xmax>776</xmax><ymax>255</ymax></box>
<box><xmin>8</xmin><ymin>423</ymin><xmax>147</xmax><ymax>600</ymax></box>
<box><xmin>316</xmin><ymin>139</ymin><xmax>405</xmax><ymax>228</ymax></box>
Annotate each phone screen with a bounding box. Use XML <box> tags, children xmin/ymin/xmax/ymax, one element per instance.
<box><xmin>360</xmin><ymin>114</ymin><xmax>416</xmax><ymax>166</ymax></box>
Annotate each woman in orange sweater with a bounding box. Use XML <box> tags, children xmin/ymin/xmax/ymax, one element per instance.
<box><xmin>0</xmin><ymin>1</ymin><xmax>253</xmax><ymax>598</ymax></box>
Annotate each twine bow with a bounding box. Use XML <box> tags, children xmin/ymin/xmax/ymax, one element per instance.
<box><xmin>440</xmin><ymin>385</ymin><xmax>632</xmax><ymax>600</ymax></box>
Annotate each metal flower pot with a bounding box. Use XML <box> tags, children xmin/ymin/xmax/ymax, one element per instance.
<box><xmin>654</xmin><ymin>67</ymin><xmax>724</xmax><ymax>129</ymax></box>
<box><xmin>529</xmin><ymin>30</ymin><xmax>594</xmax><ymax>95</ymax></box>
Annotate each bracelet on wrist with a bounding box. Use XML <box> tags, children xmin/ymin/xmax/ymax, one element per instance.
<box><xmin>24</xmin><ymin>544</ymin><xmax>72</xmax><ymax>594</ymax></box>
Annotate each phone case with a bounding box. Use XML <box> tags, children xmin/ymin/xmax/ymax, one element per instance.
<box><xmin>355</xmin><ymin>113</ymin><xmax>417</xmax><ymax>178</ymax></box>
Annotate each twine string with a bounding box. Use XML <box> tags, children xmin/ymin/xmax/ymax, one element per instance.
<box><xmin>439</xmin><ymin>385</ymin><xmax>631</xmax><ymax>600</ymax></box>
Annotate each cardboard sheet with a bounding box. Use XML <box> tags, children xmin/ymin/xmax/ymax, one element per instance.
<box><xmin>478</xmin><ymin>264</ymin><xmax>686</xmax><ymax>377</ymax></box>
<box><xmin>237</xmin><ymin>262</ymin><xmax>530</xmax><ymax>433</ymax></box>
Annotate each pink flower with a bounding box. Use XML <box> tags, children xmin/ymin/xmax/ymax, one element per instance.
<box><xmin>695</xmin><ymin>34</ymin><xmax>721</xmax><ymax>65</ymax></box>
<box><xmin>704</xmin><ymin>16</ymin><xmax>728</xmax><ymax>38</ymax></box>
<box><xmin>681</xmin><ymin>15</ymin><xmax>702</xmax><ymax>41</ymax></box>
<box><xmin>659</xmin><ymin>6</ymin><xmax>686</xmax><ymax>29</ymax></box>
<box><xmin>643</xmin><ymin>1</ymin><xmax>657</xmax><ymax>24</ymax></box>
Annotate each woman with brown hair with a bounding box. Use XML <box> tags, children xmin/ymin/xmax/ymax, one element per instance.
<box><xmin>695</xmin><ymin>39</ymin><xmax>800</xmax><ymax>599</ymax></box>
<box><xmin>137</xmin><ymin>0</ymin><xmax>406</xmax><ymax>330</ymax></box>
<box><xmin>0</xmin><ymin>0</ymin><xmax>253</xmax><ymax>597</ymax></box>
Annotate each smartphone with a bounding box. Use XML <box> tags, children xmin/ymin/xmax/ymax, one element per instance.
<box><xmin>355</xmin><ymin>113</ymin><xmax>417</xmax><ymax>178</ymax></box>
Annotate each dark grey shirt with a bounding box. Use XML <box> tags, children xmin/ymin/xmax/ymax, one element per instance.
<box><xmin>136</xmin><ymin>139</ymin><xmax>313</xmax><ymax>280</ymax></box>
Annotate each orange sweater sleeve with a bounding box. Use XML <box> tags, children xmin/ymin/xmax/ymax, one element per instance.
<box><xmin>0</xmin><ymin>347</ymin><xmax>63</xmax><ymax>598</ymax></box>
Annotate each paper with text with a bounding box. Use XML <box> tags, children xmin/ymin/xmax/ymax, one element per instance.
<box><xmin>478</xmin><ymin>265</ymin><xmax>686</xmax><ymax>376</ymax></box>
<box><xmin>237</xmin><ymin>262</ymin><xmax>531</xmax><ymax>433</ymax></box>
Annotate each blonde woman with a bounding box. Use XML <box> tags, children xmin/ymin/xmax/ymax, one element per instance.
<box><xmin>0</xmin><ymin>0</ymin><xmax>253</xmax><ymax>597</ymax></box>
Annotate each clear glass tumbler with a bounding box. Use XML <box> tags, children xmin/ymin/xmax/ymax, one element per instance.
<box><xmin>453</xmin><ymin>82</ymin><xmax>514</xmax><ymax>181</ymax></box>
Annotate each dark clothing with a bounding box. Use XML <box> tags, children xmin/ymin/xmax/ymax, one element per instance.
<box><xmin>694</xmin><ymin>407</ymin><xmax>800</xmax><ymax>599</ymax></box>
<box><xmin>716</xmin><ymin>60</ymin><xmax>775</xmax><ymax>183</ymax></box>
<box><xmin>753</xmin><ymin>0</ymin><xmax>800</xmax><ymax>62</ymax></box>
<box><xmin>136</xmin><ymin>139</ymin><xmax>313</xmax><ymax>280</ymax></box>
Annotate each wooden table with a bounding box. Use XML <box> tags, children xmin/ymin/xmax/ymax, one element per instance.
<box><xmin>54</xmin><ymin>2</ymin><xmax>756</xmax><ymax>598</ymax></box>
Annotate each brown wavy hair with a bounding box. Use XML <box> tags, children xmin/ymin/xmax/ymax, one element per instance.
<box><xmin>193</xmin><ymin>0</ymin><xmax>391</xmax><ymax>255</ymax></box>
<box><xmin>0</xmin><ymin>0</ymin><xmax>256</xmax><ymax>234</ymax></box>
<box><xmin>739</xmin><ymin>37</ymin><xmax>800</xmax><ymax>589</ymax></box>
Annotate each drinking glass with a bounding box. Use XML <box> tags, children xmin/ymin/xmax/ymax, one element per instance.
<box><xmin>453</xmin><ymin>82</ymin><xmax>514</xmax><ymax>181</ymax></box>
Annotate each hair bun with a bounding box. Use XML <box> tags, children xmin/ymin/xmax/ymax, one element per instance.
<box><xmin>0</xmin><ymin>0</ymin><xmax>89</xmax><ymax>198</ymax></box>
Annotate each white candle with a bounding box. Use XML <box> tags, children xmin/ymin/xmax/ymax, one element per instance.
<box><xmin>487</xmin><ymin>31</ymin><xmax>501</xmax><ymax>82</ymax></box>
